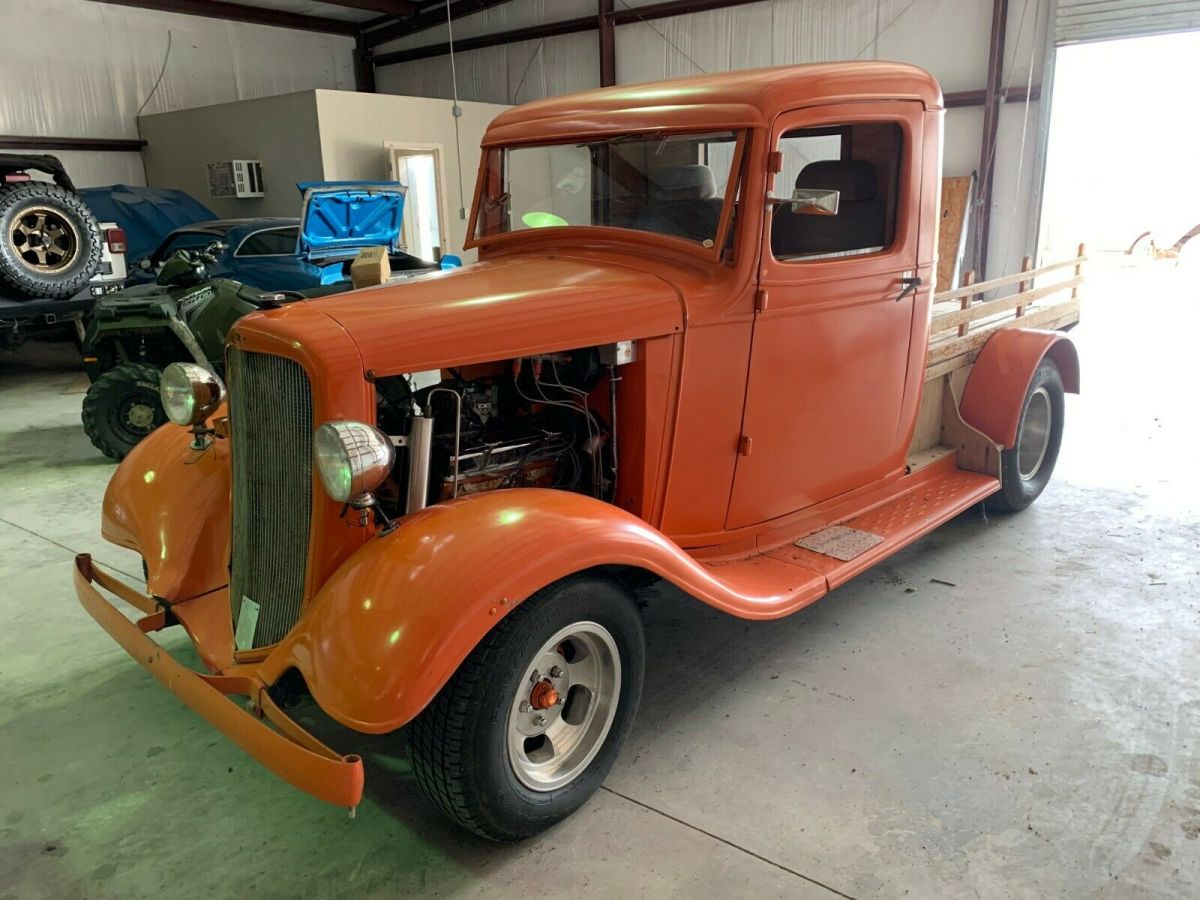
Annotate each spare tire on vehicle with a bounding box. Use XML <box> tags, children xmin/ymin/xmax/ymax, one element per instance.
<box><xmin>0</xmin><ymin>181</ymin><xmax>102</xmax><ymax>299</ymax></box>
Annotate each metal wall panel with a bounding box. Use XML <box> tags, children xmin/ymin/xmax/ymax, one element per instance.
<box><xmin>1056</xmin><ymin>0</ymin><xmax>1200</xmax><ymax>44</ymax></box>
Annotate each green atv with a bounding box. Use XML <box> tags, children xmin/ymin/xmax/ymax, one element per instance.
<box><xmin>80</xmin><ymin>247</ymin><xmax>345</xmax><ymax>459</ymax></box>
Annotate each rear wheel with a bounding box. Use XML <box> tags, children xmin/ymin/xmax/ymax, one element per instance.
<box><xmin>987</xmin><ymin>358</ymin><xmax>1065</xmax><ymax>512</ymax></box>
<box><xmin>81</xmin><ymin>362</ymin><xmax>166</xmax><ymax>460</ymax></box>
<box><xmin>0</xmin><ymin>182</ymin><xmax>102</xmax><ymax>299</ymax></box>
<box><xmin>408</xmin><ymin>575</ymin><xmax>644</xmax><ymax>840</ymax></box>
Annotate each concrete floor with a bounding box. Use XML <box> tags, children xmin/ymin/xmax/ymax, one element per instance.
<box><xmin>2</xmin><ymin>255</ymin><xmax>1198</xmax><ymax>899</ymax></box>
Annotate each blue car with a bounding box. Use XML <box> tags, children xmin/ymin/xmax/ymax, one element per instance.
<box><xmin>127</xmin><ymin>182</ymin><xmax>457</xmax><ymax>290</ymax></box>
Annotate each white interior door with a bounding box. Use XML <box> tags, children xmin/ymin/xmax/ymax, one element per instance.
<box><xmin>386</xmin><ymin>143</ymin><xmax>448</xmax><ymax>262</ymax></box>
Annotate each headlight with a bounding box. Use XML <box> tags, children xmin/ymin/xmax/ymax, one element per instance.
<box><xmin>314</xmin><ymin>421</ymin><xmax>395</xmax><ymax>504</ymax></box>
<box><xmin>160</xmin><ymin>362</ymin><xmax>225</xmax><ymax>427</ymax></box>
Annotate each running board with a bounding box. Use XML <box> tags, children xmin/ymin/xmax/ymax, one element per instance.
<box><xmin>699</xmin><ymin>458</ymin><xmax>999</xmax><ymax>612</ymax></box>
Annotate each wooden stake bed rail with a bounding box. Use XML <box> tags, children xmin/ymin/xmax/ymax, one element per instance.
<box><xmin>924</xmin><ymin>243</ymin><xmax>1085</xmax><ymax>381</ymax></box>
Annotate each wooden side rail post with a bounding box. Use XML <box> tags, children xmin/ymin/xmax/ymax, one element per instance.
<box><xmin>1015</xmin><ymin>255</ymin><xmax>1032</xmax><ymax>317</ymax></box>
<box><xmin>1071</xmin><ymin>243</ymin><xmax>1085</xmax><ymax>302</ymax></box>
<box><xmin>958</xmin><ymin>270</ymin><xmax>975</xmax><ymax>337</ymax></box>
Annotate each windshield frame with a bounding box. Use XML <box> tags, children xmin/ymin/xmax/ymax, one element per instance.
<box><xmin>465</xmin><ymin>128</ymin><xmax>748</xmax><ymax>263</ymax></box>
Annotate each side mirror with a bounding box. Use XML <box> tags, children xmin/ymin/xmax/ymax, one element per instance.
<box><xmin>788</xmin><ymin>188</ymin><xmax>840</xmax><ymax>216</ymax></box>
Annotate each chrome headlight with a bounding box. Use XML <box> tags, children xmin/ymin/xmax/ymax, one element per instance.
<box><xmin>160</xmin><ymin>362</ymin><xmax>225</xmax><ymax>427</ymax></box>
<box><xmin>314</xmin><ymin>421</ymin><xmax>395</xmax><ymax>504</ymax></box>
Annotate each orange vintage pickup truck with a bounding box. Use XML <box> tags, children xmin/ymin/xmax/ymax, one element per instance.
<box><xmin>75</xmin><ymin>62</ymin><xmax>1080</xmax><ymax>840</ymax></box>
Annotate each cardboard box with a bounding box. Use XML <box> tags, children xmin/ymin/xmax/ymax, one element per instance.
<box><xmin>350</xmin><ymin>246</ymin><xmax>390</xmax><ymax>289</ymax></box>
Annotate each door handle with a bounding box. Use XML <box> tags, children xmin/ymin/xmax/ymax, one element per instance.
<box><xmin>896</xmin><ymin>275</ymin><xmax>922</xmax><ymax>301</ymax></box>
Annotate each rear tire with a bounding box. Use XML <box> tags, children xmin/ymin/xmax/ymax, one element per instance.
<box><xmin>987</xmin><ymin>358</ymin><xmax>1065</xmax><ymax>512</ymax></box>
<box><xmin>0</xmin><ymin>182</ymin><xmax>102</xmax><ymax>299</ymax></box>
<box><xmin>82</xmin><ymin>362</ymin><xmax>166</xmax><ymax>460</ymax></box>
<box><xmin>408</xmin><ymin>574</ymin><xmax>645</xmax><ymax>841</ymax></box>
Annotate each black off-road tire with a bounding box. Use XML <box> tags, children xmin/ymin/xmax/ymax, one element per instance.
<box><xmin>408</xmin><ymin>574</ymin><xmax>645</xmax><ymax>841</ymax></box>
<box><xmin>82</xmin><ymin>362</ymin><xmax>167</xmax><ymax>461</ymax></box>
<box><xmin>987</xmin><ymin>358</ymin><xmax>1065</xmax><ymax>513</ymax></box>
<box><xmin>0</xmin><ymin>181</ymin><xmax>102</xmax><ymax>299</ymax></box>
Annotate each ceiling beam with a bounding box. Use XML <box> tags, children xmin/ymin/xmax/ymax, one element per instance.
<box><xmin>610</xmin><ymin>0</ymin><xmax>766</xmax><ymax>25</ymax></box>
<box><xmin>373</xmin><ymin>14</ymin><xmax>593</xmax><ymax>65</ymax></box>
<box><xmin>943</xmin><ymin>84</ymin><xmax>1040</xmax><ymax>108</ymax></box>
<box><xmin>86</xmin><ymin>0</ymin><xmax>357</xmax><ymax>35</ymax></box>
<box><xmin>371</xmin><ymin>0</ymin><xmax>779</xmax><ymax>58</ymax></box>
<box><xmin>319</xmin><ymin>0</ymin><xmax>417</xmax><ymax>16</ymax></box>
<box><xmin>0</xmin><ymin>135</ymin><xmax>147</xmax><ymax>153</ymax></box>
<box><xmin>364</xmin><ymin>0</ymin><xmax>520</xmax><ymax>49</ymax></box>
<box><xmin>598</xmin><ymin>0</ymin><xmax>616</xmax><ymax>87</ymax></box>
<box><xmin>975</xmin><ymin>0</ymin><xmax>1009</xmax><ymax>279</ymax></box>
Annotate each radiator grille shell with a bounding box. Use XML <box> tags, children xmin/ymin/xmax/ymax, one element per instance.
<box><xmin>227</xmin><ymin>347</ymin><xmax>313</xmax><ymax>649</ymax></box>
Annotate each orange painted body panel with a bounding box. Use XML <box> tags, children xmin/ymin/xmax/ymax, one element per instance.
<box><xmin>77</xmin><ymin>63</ymin><xmax>1082</xmax><ymax>809</ymax></box>
<box><xmin>960</xmin><ymin>328</ymin><xmax>1081</xmax><ymax>447</ymax></box>
<box><xmin>729</xmin><ymin>101</ymin><xmax>929</xmax><ymax>527</ymax></box>
<box><xmin>101</xmin><ymin>416</ymin><xmax>231</xmax><ymax>603</ymax></box>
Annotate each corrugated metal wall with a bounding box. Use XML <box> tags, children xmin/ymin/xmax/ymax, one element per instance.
<box><xmin>1056</xmin><ymin>0</ymin><xmax>1200</xmax><ymax>44</ymax></box>
<box><xmin>375</xmin><ymin>0</ymin><xmax>1051</xmax><ymax>277</ymax></box>
<box><xmin>0</xmin><ymin>0</ymin><xmax>355</xmax><ymax>187</ymax></box>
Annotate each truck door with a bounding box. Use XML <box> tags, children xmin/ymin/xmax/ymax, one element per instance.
<box><xmin>726</xmin><ymin>102</ymin><xmax>925</xmax><ymax>530</ymax></box>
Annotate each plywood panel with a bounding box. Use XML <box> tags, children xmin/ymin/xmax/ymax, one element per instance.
<box><xmin>937</xmin><ymin>174</ymin><xmax>974</xmax><ymax>293</ymax></box>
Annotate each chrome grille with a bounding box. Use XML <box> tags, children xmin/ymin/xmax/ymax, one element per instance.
<box><xmin>228</xmin><ymin>348</ymin><xmax>313</xmax><ymax>648</ymax></box>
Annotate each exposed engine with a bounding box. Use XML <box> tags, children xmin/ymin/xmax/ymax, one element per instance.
<box><xmin>374</xmin><ymin>346</ymin><xmax>621</xmax><ymax>519</ymax></box>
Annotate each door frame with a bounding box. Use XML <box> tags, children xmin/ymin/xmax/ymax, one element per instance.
<box><xmin>385</xmin><ymin>141</ymin><xmax>450</xmax><ymax>259</ymax></box>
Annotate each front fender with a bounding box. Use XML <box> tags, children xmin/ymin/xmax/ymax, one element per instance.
<box><xmin>265</xmin><ymin>489</ymin><xmax>817</xmax><ymax>734</ymax></box>
<box><xmin>102</xmin><ymin>422</ymin><xmax>230</xmax><ymax>601</ymax></box>
<box><xmin>960</xmin><ymin>328</ymin><xmax>1080</xmax><ymax>448</ymax></box>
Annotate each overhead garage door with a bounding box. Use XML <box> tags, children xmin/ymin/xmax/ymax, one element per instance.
<box><xmin>1057</xmin><ymin>0</ymin><xmax>1200</xmax><ymax>43</ymax></box>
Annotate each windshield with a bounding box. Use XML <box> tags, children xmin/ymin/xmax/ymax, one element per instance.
<box><xmin>474</xmin><ymin>130</ymin><xmax>743</xmax><ymax>249</ymax></box>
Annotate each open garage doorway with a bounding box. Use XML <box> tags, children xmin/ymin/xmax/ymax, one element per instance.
<box><xmin>1038</xmin><ymin>28</ymin><xmax>1200</xmax><ymax>515</ymax></box>
<box><xmin>1040</xmin><ymin>31</ymin><xmax>1200</xmax><ymax>261</ymax></box>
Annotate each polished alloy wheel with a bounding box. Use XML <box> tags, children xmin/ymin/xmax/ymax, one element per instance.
<box><xmin>506</xmin><ymin>621</ymin><xmax>621</xmax><ymax>791</ymax></box>
<box><xmin>10</xmin><ymin>205</ymin><xmax>79</xmax><ymax>272</ymax></box>
<box><xmin>1017</xmin><ymin>386</ymin><xmax>1052</xmax><ymax>481</ymax></box>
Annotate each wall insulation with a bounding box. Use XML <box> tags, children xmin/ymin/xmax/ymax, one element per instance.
<box><xmin>0</xmin><ymin>0</ymin><xmax>355</xmax><ymax>188</ymax></box>
<box><xmin>375</xmin><ymin>0</ymin><xmax>1053</xmax><ymax>277</ymax></box>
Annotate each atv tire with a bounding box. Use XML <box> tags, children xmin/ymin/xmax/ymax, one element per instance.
<box><xmin>82</xmin><ymin>363</ymin><xmax>167</xmax><ymax>461</ymax></box>
<box><xmin>0</xmin><ymin>181</ymin><xmax>102</xmax><ymax>299</ymax></box>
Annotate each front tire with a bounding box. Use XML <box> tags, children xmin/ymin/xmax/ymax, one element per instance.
<box><xmin>987</xmin><ymin>358</ymin><xmax>1065</xmax><ymax>512</ymax></box>
<box><xmin>81</xmin><ymin>362</ymin><xmax>167</xmax><ymax>460</ymax></box>
<box><xmin>408</xmin><ymin>574</ymin><xmax>645</xmax><ymax>841</ymax></box>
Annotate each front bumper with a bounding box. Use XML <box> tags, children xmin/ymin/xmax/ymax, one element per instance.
<box><xmin>73</xmin><ymin>554</ymin><xmax>364</xmax><ymax>810</ymax></box>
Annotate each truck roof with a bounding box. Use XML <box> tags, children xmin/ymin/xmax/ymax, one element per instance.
<box><xmin>483</xmin><ymin>62</ymin><xmax>942</xmax><ymax>146</ymax></box>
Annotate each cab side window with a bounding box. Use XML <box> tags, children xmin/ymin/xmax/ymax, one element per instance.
<box><xmin>770</xmin><ymin>123</ymin><xmax>902</xmax><ymax>261</ymax></box>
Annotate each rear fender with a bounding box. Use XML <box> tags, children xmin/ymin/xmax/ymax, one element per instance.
<box><xmin>263</xmin><ymin>489</ymin><xmax>815</xmax><ymax>734</ymax></box>
<box><xmin>102</xmin><ymin>421</ymin><xmax>230</xmax><ymax>601</ymax></box>
<box><xmin>959</xmin><ymin>328</ymin><xmax>1079</xmax><ymax>448</ymax></box>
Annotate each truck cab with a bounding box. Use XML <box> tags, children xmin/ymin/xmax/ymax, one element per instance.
<box><xmin>75</xmin><ymin>63</ymin><xmax>1079</xmax><ymax>841</ymax></box>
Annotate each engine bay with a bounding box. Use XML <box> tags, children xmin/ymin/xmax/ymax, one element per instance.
<box><xmin>373</xmin><ymin>345</ymin><xmax>625</xmax><ymax>519</ymax></box>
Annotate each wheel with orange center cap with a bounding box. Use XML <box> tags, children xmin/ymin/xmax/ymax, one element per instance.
<box><xmin>408</xmin><ymin>574</ymin><xmax>645</xmax><ymax>840</ymax></box>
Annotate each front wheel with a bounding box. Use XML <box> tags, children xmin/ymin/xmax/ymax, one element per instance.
<box><xmin>987</xmin><ymin>358</ymin><xmax>1065</xmax><ymax>512</ymax></box>
<box><xmin>81</xmin><ymin>362</ymin><xmax>167</xmax><ymax>460</ymax></box>
<box><xmin>408</xmin><ymin>574</ymin><xmax>645</xmax><ymax>840</ymax></box>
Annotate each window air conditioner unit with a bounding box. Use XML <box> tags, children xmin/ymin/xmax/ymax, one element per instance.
<box><xmin>207</xmin><ymin>160</ymin><xmax>265</xmax><ymax>199</ymax></box>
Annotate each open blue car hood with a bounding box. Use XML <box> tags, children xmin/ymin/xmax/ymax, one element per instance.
<box><xmin>297</xmin><ymin>181</ymin><xmax>406</xmax><ymax>257</ymax></box>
